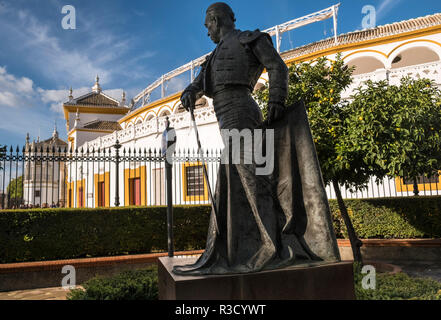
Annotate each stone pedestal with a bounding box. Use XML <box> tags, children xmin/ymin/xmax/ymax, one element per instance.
<box><xmin>158</xmin><ymin>257</ymin><xmax>356</xmax><ymax>300</ymax></box>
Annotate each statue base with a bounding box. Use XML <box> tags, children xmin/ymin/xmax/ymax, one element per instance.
<box><xmin>158</xmin><ymin>257</ymin><xmax>356</xmax><ymax>300</ymax></box>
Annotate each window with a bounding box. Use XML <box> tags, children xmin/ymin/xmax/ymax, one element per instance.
<box><xmin>182</xmin><ymin>162</ymin><xmax>208</xmax><ymax>202</ymax></box>
<box><xmin>35</xmin><ymin>190</ymin><xmax>41</xmax><ymax>197</ymax></box>
<box><xmin>186</xmin><ymin>165</ymin><xmax>205</xmax><ymax>197</ymax></box>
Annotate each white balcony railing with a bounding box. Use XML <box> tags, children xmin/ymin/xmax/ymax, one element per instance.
<box><xmin>342</xmin><ymin>60</ymin><xmax>441</xmax><ymax>99</ymax></box>
<box><xmin>83</xmin><ymin>105</ymin><xmax>217</xmax><ymax>150</ymax></box>
<box><xmin>83</xmin><ymin>61</ymin><xmax>441</xmax><ymax>151</ymax></box>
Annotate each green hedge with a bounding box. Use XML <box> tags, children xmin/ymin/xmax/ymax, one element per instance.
<box><xmin>0</xmin><ymin>205</ymin><xmax>210</xmax><ymax>263</ymax></box>
<box><xmin>354</xmin><ymin>263</ymin><xmax>441</xmax><ymax>300</ymax></box>
<box><xmin>330</xmin><ymin>197</ymin><xmax>441</xmax><ymax>239</ymax></box>
<box><xmin>1</xmin><ymin>196</ymin><xmax>441</xmax><ymax>263</ymax></box>
<box><xmin>67</xmin><ymin>263</ymin><xmax>441</xmax><ymax>300</ymax></box>
<box><xmin>67</xmin><ymin>266</ymin><xmax>158</xmax><ymax>300</ymax></box>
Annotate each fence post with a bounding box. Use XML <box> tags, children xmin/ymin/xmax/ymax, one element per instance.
<box><xmin>113</xmin><ymin>140</ymin><xmax>122</xmax><ymax>207</ymax></box>
<box><xmin>162</xmin><ymin>117</ymin><xmax>177</xmax><ymax>257</ymax></box>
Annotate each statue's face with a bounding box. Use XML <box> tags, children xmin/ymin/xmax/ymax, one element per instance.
<box><xmin>204</xmin><ymin>13</ymin><xmax>221</xmax><ymax>44</ymax></box>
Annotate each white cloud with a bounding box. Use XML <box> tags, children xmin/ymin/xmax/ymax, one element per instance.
<box><xmin>0</xmin><ymin>66</ymin><xmax>127</xmax><ymax>146</ymax></box>
<box><xmin>11</xmin><ymin>9</ymin><xmax>110</xmax><ymax>85</ymax></box>
<box><xmin>166</xmin><ymin>75</ymin><xmax>190</xmax><ymax>96</ymax></box>
<box><xmin>104</xmin><ymin>89</ymin><xmax>124</xmax><ymax>101</ymax></box>
<box><xmin>0</xmin><ymin>66</ymin><xmax>36</xmax><ymax>108</ymax></box>
<box><xmin>15</xmin><ymin>77</ymin><xmax>34</xmax><ymax>94</ymax></box>
<box><xmin>0</xmin><ymin>91</ymin><xmax>19</xmax><ymax>108</ymax></box>
<box><xmin>38</xmin><ymin>87</ymin><xmax>76</xmax><ymax>114</ymax></box>
<box><xmin>376</xmin><ymin>0</ymin><xmax>403</xmax><ymax>22</ymax></box>
<box><xmin>0</xmin><ymin>2</ymin><xmax>155</xmax><ymax>144</ymax></box>
<box><xmin>0</xmin><ymin>5</ymin><xmax>155</xmax><ymax>88</ymax></box>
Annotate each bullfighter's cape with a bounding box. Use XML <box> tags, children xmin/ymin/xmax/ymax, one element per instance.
<box><xmin>268</xmin><ymin>100</ymin><xmax>341</xmax><ymax>262</ymax></box>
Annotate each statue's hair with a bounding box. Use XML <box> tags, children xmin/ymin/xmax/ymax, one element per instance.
<box><xmin>206</xmin><ymin>2</ymin><xmax>236</xmax><ymax>28</ymax></box>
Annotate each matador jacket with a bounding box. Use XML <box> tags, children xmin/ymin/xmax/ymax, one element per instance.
<box><xmin>183</xmin><ymin>29</ymin><xmax>288</xmax><ymax>105</ymax></box>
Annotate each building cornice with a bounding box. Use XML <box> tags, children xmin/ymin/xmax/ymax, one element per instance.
<box><xmin>63</xmin><ymin>105</ymin><xmax>130</xmax><ymax>122</ymax></box>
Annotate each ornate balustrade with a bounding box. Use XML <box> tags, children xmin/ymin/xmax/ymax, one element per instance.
<box><xmin>84</xmin><ymin>61</ymin><xmax>441</xmax><ymax>150</ymax></box>
<box><xmin>83</xmin><ymin>106</ymin><xmax>217</xmax><ymax>150</ymax></box>
<box><xmin>342</xmin><ymin>61</ymin><xmax>441</xmax><ymax>99</ymax></box>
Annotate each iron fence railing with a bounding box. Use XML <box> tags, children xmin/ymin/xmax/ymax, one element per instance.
<box><xmin>0</xmin><ymin>143</ymin><xmax>439</xmax><ymax>210</ymax></box>
<box><xmin>0</xmin><ymin>144</ymin><xmax>220</xmax><ymax>209</ymax></box>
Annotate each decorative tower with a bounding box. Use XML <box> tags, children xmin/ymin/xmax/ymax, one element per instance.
<box><xmin>68</xmin><ymin>87</ymin><xmax>73</xmax><ymax>101</ymax></box>
<box><xmin>92</xmin><ymin>75</ymin><xmax>102</xmax><ymax>93</ymax></box>
<box><xmin>52</xmin><ymin>121</ymin><xmax>59</xmax><ymax>141</ymax></box>
<box><xmin>120</xmin><ymin>91</ymin><xmax>126</xmax><ymax>107</ymax></box>
<box><xmin>25</xmin><ymin>133</ymin><xmax>30</xmax><ymax>150</ymax></box>
<box><xmin>74</xmin><ymin>109</ymin><xmax>81</xmax><ymax>128</ymax></box>
<box><xmin>63</xmin><ymin>76</ymin><xmax>130</xmax><ymax>152</ymax></box>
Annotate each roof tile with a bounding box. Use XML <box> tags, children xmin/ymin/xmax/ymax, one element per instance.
<box><xmin>82</xmin><ymin>120</ymin><xmax>122</xmax><ymax>131</ymax></box>
<box><xmin>281</xmin><ymin>12</ymin><xmax>441</xmax><ymax>61</ymax></box>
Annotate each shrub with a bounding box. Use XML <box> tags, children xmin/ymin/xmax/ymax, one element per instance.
<box><xmin>68</xmin><ymin>263</ymin><xmax>441</xmax><ymax>300</ymax></box>
<box><xmin>67</xmin><ymin>265</ymin><xmax>158</xmax><ymax>300</ymax></box>
<box><xmin>1</xmin><ymin>196</ymin><xmax>441</xmax><ymax>263</ymax></box>
<box><xmin>354</xmin><ymin>263</ymin><xmax>441</xmax><ymax>300</ymax></box>
<box><xmin>0</xmin><ymin>205</ymin><xmax>210</xmax><ymax>263</ymax></box>
<box><xmin>330</xmin><ymin>197</ymin><xmax>441</xmax><ymax>239</ymax></box>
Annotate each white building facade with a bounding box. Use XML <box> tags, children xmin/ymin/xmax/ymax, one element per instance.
<box><xmin>23</xmin><ymin>129</ymin><xmax>68</xmax><ymax>207</ymax></box>
<box><xmin>63</xmin><ymin>12</ymin><xmax>441</xmax><ymax>208</ymax></box>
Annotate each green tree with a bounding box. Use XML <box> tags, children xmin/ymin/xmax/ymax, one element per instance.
<box><xmin>7</xmin><ymin>175</ymin><xmax>23</xmax><ymax>206</ymax></box>
<box><xmin>255</xmin><ymin>54</ymin><xmax>365</xmax><ymax>262</ymax></box>
<box><xmin>345</xmin><ymin>77</ymin><xmax>441</xmax><ymax>195</ymax></box>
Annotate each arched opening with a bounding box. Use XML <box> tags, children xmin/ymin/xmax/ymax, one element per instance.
<box><xmin>175</xmin><ymin>103</ymin><xmax>186</xmax><ymax>114</ymax></box>
<box><xmin>159</xmin><ymin>110</ymin><xmax>171</xmax><ymax>117</ymax></box>
<box><xmin>195</xmin><ymin>97</ymin><xmax>208</xmax><ymax>109</ymax></box>
<box><xmin>346</xmin><ymin>56</ymin><xmax>385</xmax><ymax>75</ymax></box>
<box><xmin>145</xmin><ymin>114</ymin><xmax>155</xmax><ymax>121</ymax></box>
<box><xmin>253</xmin><ymin>82</ymin><xmax>266</xmax><ymax>92</ymax></box>
<box><xmin>390</xmin><ymin>46</ymin><xmax>440</xmax><ymax>69</ymax></box>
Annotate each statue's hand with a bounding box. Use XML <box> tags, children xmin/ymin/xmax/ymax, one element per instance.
<box><xmin>181</xmin><ymin>91</ymin><xmax>196</xmax><ymax>112</ymax></box>
<box><xmin>267</xmin><ymin>102</ymin><xmax>285</xmax><ymax>125</ymax></box>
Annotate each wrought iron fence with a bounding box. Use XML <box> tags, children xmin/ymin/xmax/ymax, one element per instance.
<box><xmin>0</xmin><ymin>143</ymin><xmax>221</xmax><ymax>209</ymax></box>
<box><xmin>325</xmin><ymin>174</ymin><xmax>441</xmax><ymax>200</ymax></box>
<box><xmin>0</xmin><ymin>143</ymin><xmax>439</xmax><ymax>210</ymax></box>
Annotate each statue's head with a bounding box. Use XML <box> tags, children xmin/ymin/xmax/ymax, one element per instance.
<box><xmin>205</xmin><ymin>2</ymin><xmax>236</xmax><ymax>44</ymax></box>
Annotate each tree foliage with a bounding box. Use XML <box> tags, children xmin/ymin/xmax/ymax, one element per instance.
<box><xmin>345</xmin><ymin>77</ymin><xmax>441</xmax><ymax>184</ymax></box>
<box><xmin>7</xmin><ymin>175</ymin><xmax>23</xmax><ymax>201</ymax></box>
<box><xmin>254</xmin><ymin>53</ymin><xmax>368</xmax><ymax>188</ymax></box>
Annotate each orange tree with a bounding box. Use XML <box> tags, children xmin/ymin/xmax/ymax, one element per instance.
<box><xmin>344</xmin><ymin>77</ymin><xmax>441</xmax><ymax>196</ymax></box>
<box><xmin>255</xmin><ymin>53</ymin><xmax>366</xmax><ymax>262</ymax></box>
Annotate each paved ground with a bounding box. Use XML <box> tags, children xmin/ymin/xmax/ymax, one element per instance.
<box><xmin>0</xmin><ymin>261</ymin><xmax>440</xmax><ymax>300</ymax></box>
<box><xmin>0</xmin><ymin>287</ymin><xmax>69</xmax><ymax>300</ymax></box>
<box><xmin>0</xmin><ymin>286</ymin><xmax>82</xmax><ymax>300</ymax></box>
<box><xmin>392</xmin><ymin>261</ymin><xmax>441</xmax><ymax>282</ymax></box>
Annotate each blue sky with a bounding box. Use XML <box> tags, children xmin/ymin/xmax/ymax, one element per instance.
<box><xmin>0</xmin><ymin>0</ymin><xmax>440</xmax><ymax>146</ymax></box>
